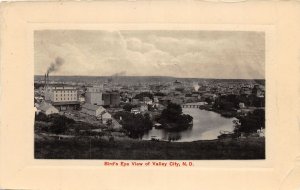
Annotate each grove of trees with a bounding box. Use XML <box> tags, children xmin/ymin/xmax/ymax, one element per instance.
<box><xmin>213</xmin><ymin>94</ymin><xmax>265</xmax><ymax>111</ymax></box>
<box><xmin>158</xmin><ymin>103</ymin><xmax>193</xmax><ymax>131</ymax></box>
<box><xmin>134</xmin><ymin>92</ymin><xmax>153</xmax><ymax>101</ymax></box>
<box><xmin>35</xmin><ymin>113</ymin><xmax>75</xmax><ymax>134</ymax></box>
<box><xmin>114</xmin><ymin>111</ymin><xmax>153</xmax><ymax>138</ymax></box>
<box><xmin>234</xmin><ymin>109</ymin><xmax>265</xmax><ymax>135</ymax></box>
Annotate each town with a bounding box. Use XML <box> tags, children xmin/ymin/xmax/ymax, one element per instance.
<box><xmin>34</xmin><ymin>74</ymin><xmax>265</xmax><ymax>159</ymax></box>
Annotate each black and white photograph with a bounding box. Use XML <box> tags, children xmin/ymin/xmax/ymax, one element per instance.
<box><xmin>34</xmin><ymin>30</ymin><xmax>265</xmax><ymax>160</ymax></box>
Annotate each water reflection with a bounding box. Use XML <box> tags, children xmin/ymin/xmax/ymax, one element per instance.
<box><xmin>142</xmin><ymin>108</ymin><xmax>236</xmax><ymax>142</ymax></box>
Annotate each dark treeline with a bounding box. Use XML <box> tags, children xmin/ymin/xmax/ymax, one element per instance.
<box><xmin>35</xmin><ymin>113</ymin><xmax>75</xmax><ymax>134</ymax></box>
<box><xmin>213</xmin><ymin>94</ymin><xmax>265</xmax><ymax>111</ymax></box>
<box><xmin>158</xmin><ymin>103</ymin><xmax>193</xmax><ymax>131</ymax></box>
<box><xmin>133</xmin><ymin>92</ymin><xmax>154</xmax><ymax>100</ymax></box>
<box><xmin>114</xmin><ymin>111</ymin><xmax>153</xmax><ymax>138</ymax></box>
<box><xmin>234</xmin><ymin>109</ymin><xmax>265</xmax><ymax>134</ymax></box>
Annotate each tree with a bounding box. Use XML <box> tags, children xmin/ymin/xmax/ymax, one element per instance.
<box><xmin>106</xmin><ymin>119</ymin><xmax>113</xmax><ymax>126</ymax></box>
<box><xmin>35</xmin><ymin>112</ymin><xmax>50</xmax><ymax>122</ymax></box>
<box><xmin>234</xmin><ymin>109</ymin><xmax>265</xmax><ymax>134</ymax></box>
<box><xmin>205</xmin><ymin>97</ymin><xmax>213</xmax><ymax>105</ymax></box>
<box><xmin>154</xmin><ymin>92</ymin><xmax>166</xmax><ymax>96</ymax></box>
<box><xmin>213</xmin><ymin>95</ymin><xmax>238</xmax><ymax>111</ymax></box>
<box><xmin>161</xmin><ymin>103</ymin><xmax>182</xmax><ymax>121</ymax></box>
<box><xmin>134</xmin><ymin>92</ymin><xmax>154</xmax><ymax>101</ymax></box>
<box><xmin>123</xmin><ymin>103</ymin><xmax>136</xmax><ymax>112</ymax></box>
<box><xmin>159</xmin><ymin>103</ymin><xmax>193</xmax><ymax>131</ymax></box>
<box><xmin>114</xmin><ymin>111</ymin><xmax>153</xmax><ymax>138</ymax></box>
<box><xmin>50</xmin><ymin>115</ymin><xmax>75</xmax><ymax>134</ymax></box>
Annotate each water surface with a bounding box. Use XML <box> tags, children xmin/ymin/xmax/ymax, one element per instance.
<box><xmin>142</xmin><ymin>108</ymin><xmax>236</xmax><ymax>142</ymax></box>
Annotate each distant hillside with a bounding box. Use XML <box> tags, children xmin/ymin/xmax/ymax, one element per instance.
<box><xmin>34</xmin><ymin>75</ymin><xmax>265</xmax><ymax>85</ymax></box>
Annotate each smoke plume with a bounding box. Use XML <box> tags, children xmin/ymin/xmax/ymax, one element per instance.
<box><xmin>47</xmin><ymin>57</ymin><xmax>64</xmax><ymax>75</ymax></box>
<box><xmin>112</xmin><ymin>71</ymin><xmax>126</xmax><ymax>77</ymax></box>
<box><xmin>193</xmin><ymin>82</ymin><xmax>200</xmax><ymax>92</ymax></box>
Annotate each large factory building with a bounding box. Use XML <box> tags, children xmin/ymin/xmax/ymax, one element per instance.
<box><xmin>102</xmin><ymin>92</ymin><xmax>120</xmax><ymax>107</ymax></box>
<box><xmin>84</xmin><ymin>85</ymin><xmax>120</xmax><ymax>107</ymax></box>
<box><xmin>45</xmin><ymin>86</ymin><xmax>80</xmax><ymax>110</ymax></box>
<box><xmin>85</xmin><ymin>86</ymin><xmax>104</xmax><ymax>106</ymax></box>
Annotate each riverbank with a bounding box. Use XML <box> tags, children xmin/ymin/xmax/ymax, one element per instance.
<box><xmin>199</xmin><ymin>104</ymin><xmax>237</xmax><ymax>118</ymax></box>
<box><xmin>35</xmin><ymin>137</ymin><xmax>265</xmax><ymax>159</ymax></box>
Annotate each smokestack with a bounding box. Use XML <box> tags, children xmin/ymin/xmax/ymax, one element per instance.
<box><xmin>44</xmin><ymin>74</ymin><xmax>47</xmax><ymax>88</ymax></box>
<box><xmin>46</xmin><ymin>73</ymin><xmax>47</xmax><ymax>87</ymax></box>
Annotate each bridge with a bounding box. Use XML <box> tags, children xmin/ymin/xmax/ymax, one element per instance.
<box><xmin>181</xmin><ymin>102</ymin><xmax>207</xmax><ymax>108</ymax></box>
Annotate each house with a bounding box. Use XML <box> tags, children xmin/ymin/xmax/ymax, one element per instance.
<box><xmin>240</xmin><ymin>87</ymin><xmax>252</xmax><ymax>95</ymax></box>
<box><xmin>252</xmin><ymin>85</ymin><xmax>264</xmax><ymax>97</ymax></box>
<box><xmin>153</xmin><ymin>97</ymin><xmax>159</xmax><ymax>103</ymax></box>
<box><xmin>131</xmin><ymin>108</ymin><xmax>141</xmax><ymax>114</ymax></box>
<box><xmin>154</xmin><ymin>103</ymin><xmax>165</xmax><ymax>111</ymax></box>
<box><xmin>170</xmin><ymin>97</ymin><xmax>184</xmax><ymax>105</ymax></box>
<box><xmin>257</xmin><ymin>128</ymin><xmax>265</xmax><ymax>137</ymax></box>
<box><xmin>101</xmin><ymin>112</ymin><xmax>112</xmax><ymax>124</ymax></box>
<box><xmin>143</xmin><ymin>97</ymin><xmax>153</xmax><ymax>105</ymax></box>
<box><xmin>140</xmin><ymin>103</ymin><xmax>148</xmax><ymax>112</ymax></box>
<box><xmin>154</xmin><ymin>123</ymin><xmax>162</xmax><ymax>129</ymax></box>
<box><xmin>79</xmin><ymin>95</ymin><xmax>85</xmax><ymax>103</ymax></box>
<box><xmin>34</xmin><ymin>105</ymin><xmax>41</xmax><ymax>115</ymax></box>
<box><xmin>131</xmin><ymin>98</ymin><xmax>140</xmax><ymax>105</ymax></box>
<box><xmin>38</xmin><ymin>102</ymin><xmax>59</xmax><ymax>115</ymax></box>
<box><xmin>239</xmin><ymin>102</ymin><xmax>246</xmax><ymax>108</ymax></box>
<box><xmin>237</xmin><ymin>107</ymin><xmax>256</xmax><ymax>115</ymax></box>
<box><xmin>81</xmin><ymin>103</ymin><xmax>106</xmax><ymax>117</ymax></box>
<box><xmin>201</xmin><ymin>93</ymin><xmax>217</xmax><ymax>100</ymax></box>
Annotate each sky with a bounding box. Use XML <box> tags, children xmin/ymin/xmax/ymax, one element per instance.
<box><xmin>34</xmin><ymin>30</ymin><xmax>265</xmax><ymax>79</ymax></box>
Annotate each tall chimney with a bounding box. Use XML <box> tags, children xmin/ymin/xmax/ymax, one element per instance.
<box><xmin>46</xmin><ymin>72</ymin><xmax>49</xmax><ymax>87</ymax></box>
<box><xmin>44</xmin><ymin>74</ymin><xmax>47</xmax><ymax>88</ymax></box>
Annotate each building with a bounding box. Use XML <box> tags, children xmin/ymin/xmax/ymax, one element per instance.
<box><xmin>143</xmin><ymin>97</ymin><xmax>153</xmax><ymax>105</ymax></box>
<box><xmin>130</xmin><ymin>104</ymin><xmax>148</xmax><ymax>114</ymax></box>
<box><xmin>101</xmin><ymin>112</ymin><xmax>112</xmax><ymax>124</ymax></box>
<box><xmin>252</xmin><ymin>85</ymin><xmax>264</xmax><ymax>97</ymax></box>
<box><xmin>45</xmin><ymin>86</ymin><xmax>78</xmax><ymax>102</ymax></box>
<box><xmin>79</xmin><ymin>95</ymin><xmax>85</xmax><ymax>103</ymax></box>
<box><xmin>110</xmin><ymin>93</ymin><xmax>120</xmax><ymax>106</ymax></box>
<box><xmin>102</xmin><ymin>93</ymin><xmax>111</xmax><ymax>106</ymax></box>
<box><xmin>81</xmin><ymin>103</ymin><xmax>106</xmax><ymax>117</ymax></box>
<box><xmin>257</xmin><ymin>128</ymin><xmax>265</xmax><ymax>137</ymax></box>
<box><xmin>201</xmin><ymin>93</ymin><xmax>217</xmax><ymax>100</ymax></box>
<box><xmin>240</xmin><ymin>87</ymin><xmax>252</xmax><ymax>96</ymax></box>
<box><xmin>131</xmin><ymin>98</ymin><xmax>140</xmax><ymax>105</ymax></box>
<box><xmin>239</xmin><ymin>102</ymin><xmax>246</xmax><ymax>108</ymax></box>
<box><xmin>181</xmin><ymin>102</ymin><xmax>207</xmax><ymax>108</ymax></box>
<box><xmin>44</xmin><ymin>85</ymin><xmax>80</xmax><ymax>110</ymax></box>
<box><xmin>131</xmin><ymin>108</ymin><xmax>141</xmax><ymax>114</ymax></box>
<box><xmin>172</xmin><ymin>80</ymin><xmax>184</xmax><ymax>91</ymax></box>
<box><xmin>85</xmin><ymin>86</ymin><xmax>104</xmax><ymax>105</ymax></box>
<box><xmin>140</xmin><ymin>103</ymin><xmax>148</xmax><ymax>112</ymax></box>
<box><xmin>102</xmin><ymin>92</ymin><xmax>121</xmax><ymax>107</ymax></box>
<box><xmin>37</xmin><ymin>102</ymin><xmax>59</xmax><ymax>115</ymax></box>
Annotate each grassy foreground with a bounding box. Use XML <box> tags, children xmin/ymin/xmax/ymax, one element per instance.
<box><xmin>35</xmin><ymin>137</ymin><xmax>265</xmax><ymax>160</ymax></box>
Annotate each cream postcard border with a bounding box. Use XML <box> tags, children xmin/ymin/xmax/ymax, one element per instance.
<box><xmin>1</xmin><ymin>2</ymin><xmax>299</xmax><ymax>190</ymax></box>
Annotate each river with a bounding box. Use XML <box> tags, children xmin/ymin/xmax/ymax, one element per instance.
<box><xmin>142</xmin><ymin>108</ymin><xmax>236</xmax><ymax>142</ymax></box>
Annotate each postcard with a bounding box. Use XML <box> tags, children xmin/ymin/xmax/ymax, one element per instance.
<box><xmin>1</xmin><ymin>1</ymin><xmax>300</xmax><ymax>190</ymax></box>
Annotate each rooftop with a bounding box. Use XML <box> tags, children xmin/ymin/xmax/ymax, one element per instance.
<box><xmin>82</xmin><ymin>103</ymin><xmax>105</xmax><ymax>112</ymax></box>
